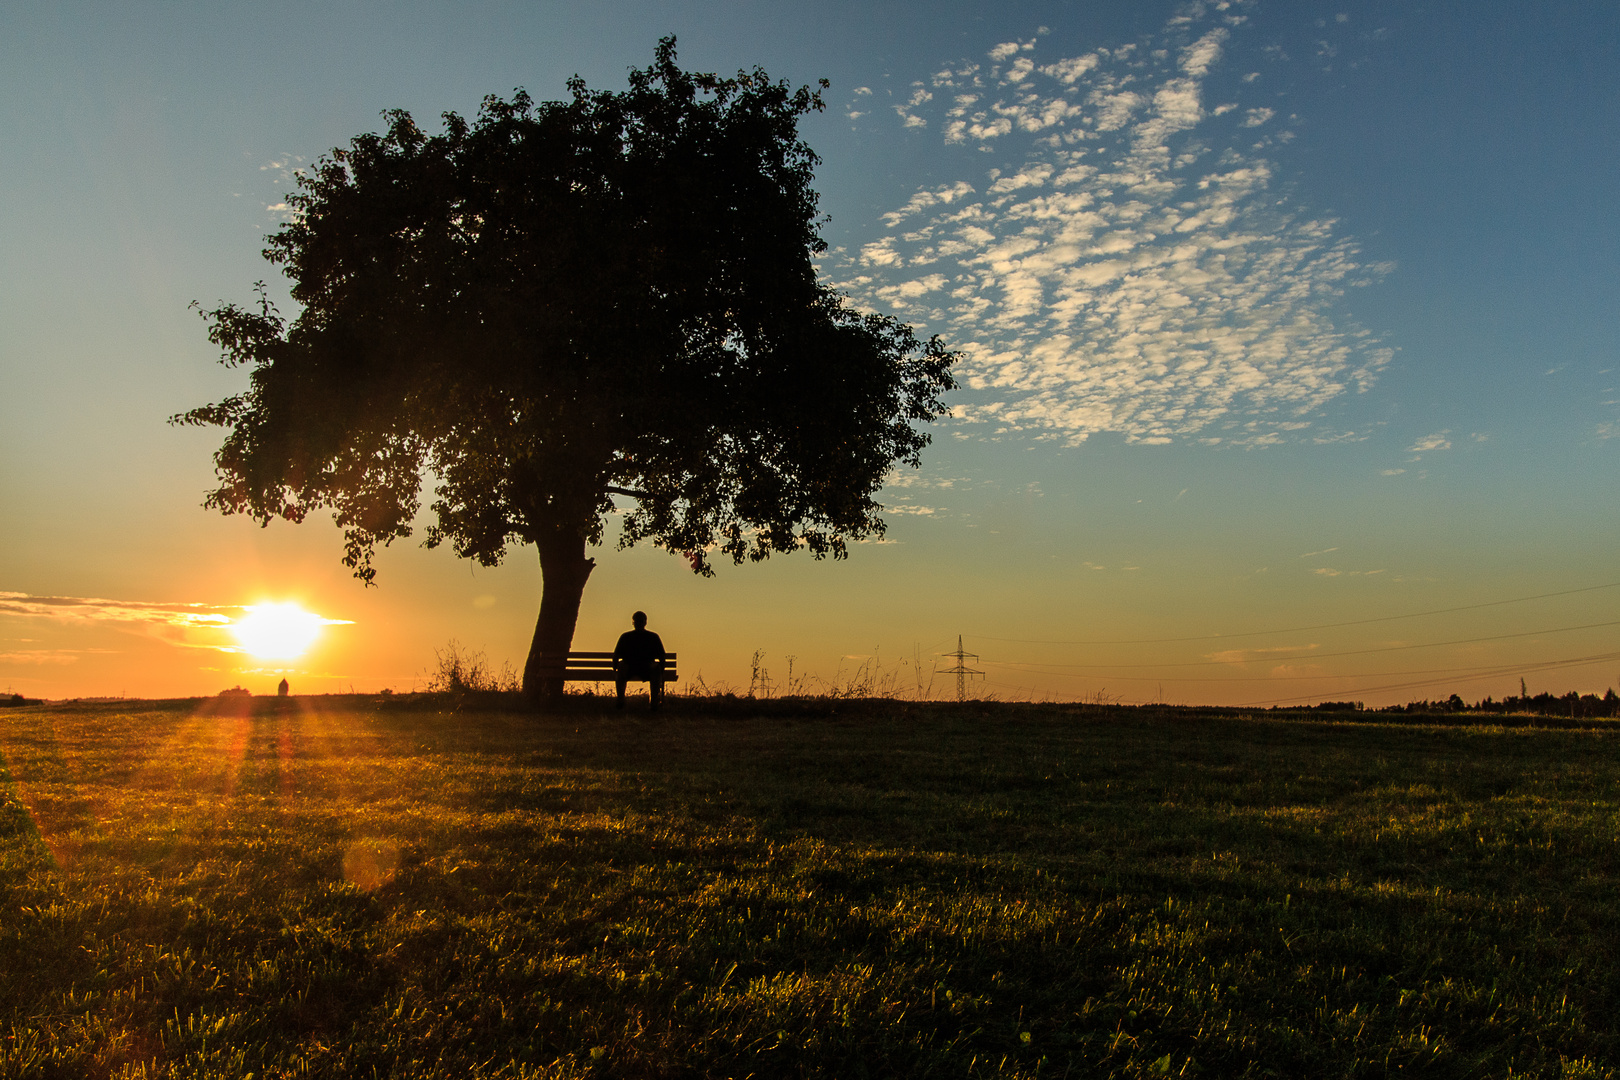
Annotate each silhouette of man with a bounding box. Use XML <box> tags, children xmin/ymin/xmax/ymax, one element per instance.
<box><xmin>613</xmin><ymin>611</ymin><xmax>667</xmax><ymax>710</ymax></box>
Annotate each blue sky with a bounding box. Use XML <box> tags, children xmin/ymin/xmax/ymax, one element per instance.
<box><xmin>2</xmin><ymin>1</ymin><xmax>1617</xmax><ymax>703</ymax></box>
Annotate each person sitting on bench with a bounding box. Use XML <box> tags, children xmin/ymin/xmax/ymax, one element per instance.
<box><xmin>613</xmin><ymin>610</ymin><xmax>667</xmax><ymax>710</ymax></box>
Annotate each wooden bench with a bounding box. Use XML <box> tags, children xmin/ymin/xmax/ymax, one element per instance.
<box><xmin>531</xmin><ymin>651</ymin><xmax>678</xmax><ymax>684</ymax></box>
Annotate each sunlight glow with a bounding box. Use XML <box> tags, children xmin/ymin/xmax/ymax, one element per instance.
<box><xmin>231</xmin><ymin>602</ymin><xmax>325</xmax><ymax>660</ymax></box>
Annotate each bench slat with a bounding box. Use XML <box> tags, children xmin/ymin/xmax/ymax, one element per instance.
<box><xmin>542</xmin><ymin>672</ymin><xmax>678</xmax><ymax>682</ymax></box>
<box><xmin>530</xmin><ymin>651</ymin><xmax>678</xmax><ymax>682</ymax></box>
<box><xmin>531</xmin><ymin>661</ymin><xmax>677</xmax><ymax>666</ymax></box>
<box><xmin>536</xmin><ymin>652</ymin><xmax>678</xmax><ymax>661</ymax></box>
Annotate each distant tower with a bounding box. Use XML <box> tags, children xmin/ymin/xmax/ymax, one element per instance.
<box><xmin>941</xmin><ymin>635</ymin><xmax>984</xmax><ymax>702</ymax></box>
<box><xmin>277</xmin><ymin>678</ymin><xmax>290</xmax><ymax>697</ymax></box>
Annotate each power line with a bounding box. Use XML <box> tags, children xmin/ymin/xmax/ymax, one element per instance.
<box><xmin>980</xmin><ymin>651</ymin><xmax>1620</xmax><ymax>684</ymax></box>
<box><xmin>975</xmin><ymin>653</ymin><xmax>1618</xmax><ymax>708</ymax></box>
<box><xmin>976</xmin><ymin>619</ymin><xmax>1620</xmax><ymax>671</ymax></box>
<box><xmin>974</xmin><ymin>580</ymin><xmax>1620</xmax><ymax>647</ymax></box>
<box><xmin>1235</xmin><ymin>653</ymin><xmax>1620</xmax><ymax>707</ymax></box>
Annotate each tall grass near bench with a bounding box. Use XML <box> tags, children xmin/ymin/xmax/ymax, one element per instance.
<box><xmin>3</xmin><ymin>699</ymin><xmax>1620</xmax><ymax>1077</ymax></box>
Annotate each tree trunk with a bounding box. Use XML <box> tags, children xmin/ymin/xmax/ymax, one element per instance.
<box><xmin>523</xmin><ymin>527</ymin><xmax>596</xmax><ymax>705</ymax></box>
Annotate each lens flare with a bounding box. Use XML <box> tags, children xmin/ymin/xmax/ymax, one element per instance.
<box><xmin>231</xmin><ymin>602</ymin><xmax>324</xmax><ymax>660</ymax></box>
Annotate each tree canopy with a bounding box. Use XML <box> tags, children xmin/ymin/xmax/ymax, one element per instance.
<box><xmin>176</xmin><ymin>39</ymin><xmax>957</xmax><ymax>699</ymax></box>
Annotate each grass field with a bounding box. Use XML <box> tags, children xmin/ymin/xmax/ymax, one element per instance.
<box><xmin>3</xmin><ymin>697</ymin><xmax>1620</xmax><ymax>1078</ymax></box>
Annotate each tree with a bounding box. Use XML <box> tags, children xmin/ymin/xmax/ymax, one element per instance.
<box><xmin>174</xmin><ymin>40</ymin><xmax>957</xmax><ymax>701</ymax></box>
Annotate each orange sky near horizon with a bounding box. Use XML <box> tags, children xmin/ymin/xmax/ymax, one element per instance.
<box><xmin>6</xmin><ymin>484</ymin><xmax>1619</xmax><ymax>707</ymax></box>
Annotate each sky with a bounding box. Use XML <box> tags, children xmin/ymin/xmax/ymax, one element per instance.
<box><xmin>2</xmin><ymin>0</ymin><xmax>1617</xmax><ymax>706</ymax></box>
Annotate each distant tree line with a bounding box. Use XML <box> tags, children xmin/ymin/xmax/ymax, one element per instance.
<box><xmin>1307</xmin><ymin>689</ymin><xmax>1620</xmax><ymax>718</ymax></box>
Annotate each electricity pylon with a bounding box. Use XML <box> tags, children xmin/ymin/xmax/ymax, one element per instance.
<box><xmin>941</xmin><ymin>635</ymin><xmax>984</xmax><ymax>702</ymax></box>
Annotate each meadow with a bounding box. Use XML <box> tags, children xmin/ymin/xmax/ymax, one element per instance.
<box><xmin>2</xmin><ymin>696</ymin><xmax>1619</xmax><ymax>1078</ymax></box>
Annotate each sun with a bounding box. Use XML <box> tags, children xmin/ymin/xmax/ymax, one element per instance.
<box><xmin>231</xmin><ymin>602</ymin><xmax>324</xmax><ymax>660</ymax></box>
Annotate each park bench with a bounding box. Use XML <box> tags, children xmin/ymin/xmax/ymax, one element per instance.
<box><xmin>531</xmin><ymin>651</ymin><xmax>678</xmax><ymax>686</ymax></box>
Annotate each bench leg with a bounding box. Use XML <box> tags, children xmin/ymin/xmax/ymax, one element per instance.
<box><xmin>615</xmin><ymin>677</ymin><xmax>627</xmax><ymax>708</ymax></box>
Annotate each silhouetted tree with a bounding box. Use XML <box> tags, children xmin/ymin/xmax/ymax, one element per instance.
<box><xmin>174</xmin><ymin>40</ymin><xmax>957</xmax><ymax>701</ymax></box>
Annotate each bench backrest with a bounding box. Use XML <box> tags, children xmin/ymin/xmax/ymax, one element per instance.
<box><xmin>531</xmin><ymin>651</ymin><xmax>678</xmax><ymax>682</ymax></box>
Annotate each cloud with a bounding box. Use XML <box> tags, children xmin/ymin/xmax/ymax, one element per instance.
<box><xmin>834</xmin><ymin>8</ymin><xmax>1391</xmax><ymax>446</ymax></box>
<box><xmin>0</xmin><ymin>593</ymin><xmax>351</xmax><ymax>654</ymax></box>
<box><xmin>0</xmin><ymin>649</ymin><xmax>103</xmax><ymax>665</ymax></box>
<box><xmin>882</xmin><ymin>470</ymin><xmax>970</xmax><ymax>490</ymax></box>
<box><xmin>1041</xmin><ymin>54</ymin><xmax>1100</xmax><ymax>84</ymax></box>
<box><xmin>881</xmin><ymin>181</ymin><xmax>977</xmax><ymax>227</ymax></box>
<box><xmin>989</xmin><ymin>40</ymin><xmax>1036</xmax><ymax>62</ymax></box>
<box><xmin>1208</xmin><ymin>644</ymin><xmax>1321</xmax><ymax>665</ymax></box>
<box><xmin>987</xmin><ymin>164</ymin><xmax>1053</xmax><ymax>194</ymax></box>
<box><xmin>0</xmin><ymin>592</ymin><xmax>237</xmax><ymax>628</ymax></box>
<box><xmin>1406</xmin><ymin>433</ymin><xmax>1451</xmax><ymax>454</ymax></box>
<box><xmin>894</xmin><ymin>84</ymin><xmax>934</xmax><ymax>128</ymax></box>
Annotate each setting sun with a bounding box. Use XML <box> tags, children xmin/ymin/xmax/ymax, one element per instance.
<box><xmin>231</xmin><ymin>602</ymin><xmax>325</xmax><ymax>660</ymax></box>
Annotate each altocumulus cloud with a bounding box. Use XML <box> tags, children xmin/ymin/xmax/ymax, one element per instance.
<box><xmin>836</xmin><ymin>1</ymin><xmax>1392</xmax><ymax>446</ymax></box>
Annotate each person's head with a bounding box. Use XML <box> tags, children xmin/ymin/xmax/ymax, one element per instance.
<box><xmin>632</xmin><ymin>610</ymin><xmax>647</xmax><ymax>629</ymax></box>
